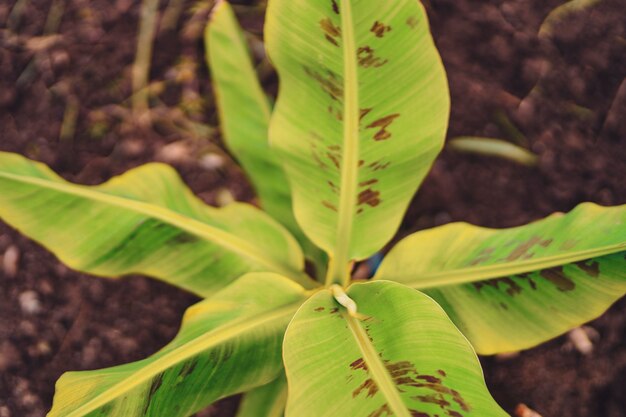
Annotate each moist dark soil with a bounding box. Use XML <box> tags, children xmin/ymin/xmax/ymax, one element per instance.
<box><xmin>1</xmin><ymin>0</ymin><xmax>625</xmax><ymax>416</ymax></box>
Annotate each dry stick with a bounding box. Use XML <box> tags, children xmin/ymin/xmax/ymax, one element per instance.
<box><xmin>15</xmin><ymin>0</ymin><xmax>66</xmax><ymax>89</ymax></box>
<box><xmin>132</xmin><ymin>0</ymin><xmax>160</xmax><ymax>121</ymax></box>
<box><xmin>160</xmin><ymin>0</ymin><xmax>186</xmax><ymax>33</ymax></box>
<box><xmin>6</xmin><ymin>0</ymin><xmax>30</xmax><ymax>30</ymax></box>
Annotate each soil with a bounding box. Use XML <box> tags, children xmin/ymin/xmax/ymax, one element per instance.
<box><xmin>0</xmin><ymin>0</ymin><xmax>625</xmax><ymax>417</ymax></box>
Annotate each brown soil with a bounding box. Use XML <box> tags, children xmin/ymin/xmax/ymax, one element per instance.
<box><xmin>0</xmin><ymin>0</ymin><xmax>625</xmax><ymax>417</ymax></box>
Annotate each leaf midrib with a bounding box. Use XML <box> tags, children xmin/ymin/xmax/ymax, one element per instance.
<box><xmin>0</xmin><ymin>170</ymin><xmax>315</xmax><ymax>288</ymax></box>
<box><xmin>345</xmin><ymin>314</ymin><xmax>412</xmax><ymax>417</ymax></box>
<box><xmin>60</xmin><ymin>301</ymin><xmax>304</xmax><ymax>417</ymax></box>
<box><xmin>394</xmin><ymin>246</ymin><xmax>625</xmax><ymax>289</ymax></box>
<box><xmin>329</xmin><ymin>0</ymin><xmax>360</xmax><ymax>286</ymax></box>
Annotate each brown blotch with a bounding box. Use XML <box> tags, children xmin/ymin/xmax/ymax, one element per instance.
<box><xmin>320</xmin><ymin>17</ymin><xmax>340</xmax><ymax>47</ymax></box>
<box><xmin>328</xmin><ymin>105</ymin><xmax>342</xmax><ymax>120</ymax></box>
<box><xmin>368</xmin><ymin>404</ymin><xmax>393</xmax><ymax>417</ymax></box>
<box><xmin>303</xmin><ymin>66</ymin><xmax>343</xmax><ymax>102</ymax></box>
<box><xmin>360</xmin><ymin>108</ymin><xmax>373</xmax><ymax>121</ymax></box>
<box><xmin>353</xmin><ymin>378</ymin><xmax>379</xmax><ymax>398</ymax></box>
<box><xmin>560</xmin><ymin>239</ymin><xmax>579</xmax><ymax>250</ymax></box>
<box><xmin>469</xmin><ymin>247</ymin><xmax>494</xmax><ymax>266</ymax></box>
<box><xmin>407</xmin><ymin>16</ymin><xmax>420</xmax><ymax>29</ymax></box>
<box><xmin>328</xmin><ymin>180</ymin><xmax>339</xmax><ymax>193</ymax></box>
<box><xmin>411</xmin><ymin>411</ymin><xmax>430</xmax><ymax>417</ymax></box>
<box><xmin>575</xmin><ymin>260</ymin><xmax>600</xmax><ymax>278</ymax></box>
<box><xmin>437</xmin><ymin>370</ymin><xmax>447</xmax><ymax>377</ymax></box>
<box><xmin>359</xmin><ymin>159</ymin><xmax>365</xmax><ymax>167</ymax></box>
<box><xmin>540</xmin><ymin>266</ymin><xmax>575</xmax><ymax>292</ymax></box>
<box><xmin>369</xmin><ymin>160</ymin><xmax>391</xmax><ymax>171</ymax></box>
<box><xmin>322</xmin><ymin>200</ymin><xmax>338</xmax><ymax>211</ymax></box>
<box><xmin>474</xmin><ymin>277</ymin><xmax>522</xmax><ymax>296</ymax></box>
<box><xmin>327</xmin><ymin>152</ymin><xmax>340</xmax><ymax>169</ymax></box>
<box><xmin>358</xmin><ymin>188</ymin><xmax>381</xmax><ymax>207</ymax></box>
<box><xmin>331</xmin><ymin>0</ymin><xmax>339</xmax><ymax>14</ymax></box>
<box><xmin>320</xmin><ymin>18</ymin><xmax>340</xmax><ymax>37</ymax></box>
<box><xmin>518</xmin><ymin>273</ymin><xmax>538</xmax><ymax>290</ymax></box>
<box><xmin>314</xmin><ymin>307</ymin><xmax>325</xmax><ymax>312</ymax></box>
<box><xmin>367</xmin><ymin>114</ymin><xmax>400</xmax><ymax>141</ymax></box>
<box><xmin>506</xmin><ymin>236</ymin><xmax>543</xmax><ymax>261</ymax></box>
<box><xmin>447</xmin><ymin>411</ymin><xmax>463</xmax><ymax>417</ymax></box>
<box><xmin>350</xmin><ymin>358</ymin><xmax>368</xmax><ymax>371</ymax></box>
<box><xmin>357</xmin><ymin>46</ymin><xmax>388</xmax><ymax>68</ymax></box>
<box><xmin>359</xmin><ymin>179</ymin><xmax>379</xmax><ymax>187</ymax></box>
<box><xmin>371</xmin><ymin>21</ymin><xmax>392</xmax><ymax>38</ymax></box>
<box><xmin>330</xmin><ymin>307</ymin><xmax>339</xmax><ymax>314</ymax></box>
<box><xmin>500</xmin><ymin>302</ymin><xmax>509</xmax><ymax>310</ymax></box>
<box><xmin>416</xmin><ymin>394</ymin><xmax>451</xmax><ymax>408</ymax></box>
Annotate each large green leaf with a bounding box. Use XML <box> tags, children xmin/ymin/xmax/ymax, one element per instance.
<box><xmin>48</xmin><ymin>273</ymin><xmax>308</xmax><ymax>417</ymax></box>
<box><xmin>376</xmin><ymin>203</ymin><xmax>626</xmax><ymax>354</ymax></box>
<box><xmin>205</xmin><ymin>0</ymin><xmax>327</xmax><ymax>278</ymax></box>
<box><xmin>236</xmin><ymin>374</ymin><xmax>287</xmax><ymax>417</ymax></box>
<box><xmin>0</xmin><ymin>152</ymin><xmax>316</xmax><ymax>294</ymax></box>
<box><xmin>283</xmin><ymin>281</ymin><xmax>508</xmax><ymax>417</ymax></box>
<box><xmin>266</xmin><ymin>0</ymin><xmax>450</xmax><ymax>282</ymax></box>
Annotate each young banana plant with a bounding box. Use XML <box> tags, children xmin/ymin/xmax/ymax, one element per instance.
<box><xmin>0</xmin><ymin>0</ymin><xmax>624</xmax><ymax>416</ymax></box>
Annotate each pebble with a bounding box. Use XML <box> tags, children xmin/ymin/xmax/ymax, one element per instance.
<box><xmin>0</xmin><ymin>406</ymin><xmax>10</xmax><ymax>417</ymax></box>
<box><xmin>3</xmin><ymin>245</ymin><xmax>20</xmax><ymax>278</ymax></box>
<box><xmin>18</xmin><ymin>291</ymin><xmax>42</xmax><ymax>315</ymax></box>
<box><xmin>199</xmin><ymin>153</ymin><xmax>225</xmax><ymax>170</ymax></box>
<box><xmin>515</xmin><ymin>404</ymin><xmax>543</xmax><ymax>417</ymax></box>
<box><xmin>156</xmin><ymin>141</ymin><xmax>191</xmax><ymax>164</ymax></box>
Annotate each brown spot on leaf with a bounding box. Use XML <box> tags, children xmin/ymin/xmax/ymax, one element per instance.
<box><xmin>357</xmin><ymin>46</ymin><xmax>388</xmax><ymax>68</ymax></box>
<box><xmin>359</xmin><ymin>179</ymin><xmax>379</xmax><ymax>187</ymax></box>
<box><xmin>437</xmin><ymin>370</ymin><xmax>447</xmax><ymax>377</ymax></box>
<box><xmin>506</xmin><ymin>236</ymin><xmax>544</xmax><ymax>261</ymax></box>
<box><xmin>320</xmin><ymin>18</ymin><xmax>341</xmax><ymax>48</ymax></box>
<box><xmin>560</xmin><ymin>239</ymin><xmax>579</xmax><ymax>250</ymax></box>
<box><xmin>350</xmin><ymin>358</ymin><xmax>368</xmax><ymax>371</ymax></box>
<box><xmin>314</xmin><ymin>307</ymin><xmax>325</xmax><ymax>312</ymax></box>
<box><xmin>416</xmin><ymin>394</ymin><xmax>451</xmax><ymax>408</ymax></box>
<box><xmin>327</xmin><ymin>153</ymin><xmax>340</xmax><ymax>169</ymax></box>
<box><xmin>474</xmin><ymin>277</ymin><xmax>522</xmax><ymax>296</ymax></box>
<box><xmin>575</xmin><ymin>260</ymin><xmax>600</xmax><ymax>278</ymax></box>
<box><xmin>447</xmin><ymin>411</ymin><xmax>463</xmax><ymax>417</ymax></box>
<box><xmin>371</xmin><ymin>21</ymin><xmax>392</xmax><ymax>38</ymax></box>
<box><xmin>328</xmin><ymin>180</ymin><xmax>339</xmax><ymax>194</ymax></box>
<box><xmin>368</xmin><ymin>404</ymin><xmax>393</xmax><ymax>417</ymax></box>
<box><xmin>369</xmin><ymin>160</ymin><xmax>391</xmax><ymax>171</ymax></box>
<box><xmin>540</xmin><ymin>266</ymin><xmax>575</xmax><ymax>292</ymax></box>
<box><xmin>469</xmin><ymin>247</ymin><xmax>494</xmax><ymax>266</ymax></box>
<box><xmin>330</xmin><ymin>307</ymin><xmax>339</xmax><ymax>314</ymax></box>
<box><xmin>353</xmin><ymin>378</ymin><xmax>379</xmax><ymax>398</ymax></box>
<box><xmin>322</xmin><ymin>200</ymin><xmax>338</xmax><ymax>211</ymax></box>
<box><xmin>303</xmin><ymin>66</ymin><xmax>343</xmax><ymax>102</ymax></box>
<box><xmin>367</xmin><ymin>114</ymin><xmax>400</xmax><ymax>141</ymax></box>
<box><xmin>331</xmin><ymin>0</ymin><xmax>339</xmax><ymax>14</ymax></box>
<box><xmin>407</xmin><ymin>16</ymin><xmax>420</xmax><ymax>29</ymax></box>
<box><xmin>411</xmin><ymin>411</ymin><xmax>430</xmax><ymax>417</ymax></box>
<box><xmin>360</xmin><ymin>108</ymin><xmax>373</xmax><ymax>121</ymax></box>
<box><xmin>358</xmin><ymin>188</ymin><xmax>381</xmax><ymax>207</ymax></box>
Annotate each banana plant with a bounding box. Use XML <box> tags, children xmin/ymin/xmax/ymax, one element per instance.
<box><xmin>0</xmin><ymin>0</ymin><xmax>624</xmax><ymax>416</ymax></box>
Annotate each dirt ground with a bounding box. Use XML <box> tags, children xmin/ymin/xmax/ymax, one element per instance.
<box><xmin>0</xmin><ymin>0</ymin><xmax>625</xmax><ymax>416</ymax></box>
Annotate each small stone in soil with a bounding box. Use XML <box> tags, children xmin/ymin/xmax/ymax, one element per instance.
<box><xmin>18</xmin><ymin>291</ymin><xmax>42</xmax><ymax>315</ymax></box>
<box><xmin>3</xmin><ymin>245</ymin><xmax>20</xmax><ymax>278</ymax></box>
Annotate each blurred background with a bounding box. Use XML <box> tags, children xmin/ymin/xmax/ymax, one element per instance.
<box><xmin>0</xmin><ymin>0</ymin><xmax>624</xmax><ymax>416</ymax></box>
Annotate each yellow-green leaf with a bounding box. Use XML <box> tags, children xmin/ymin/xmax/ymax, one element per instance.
<box><xmin>0</xmin><ymin>152</ymin><xmax>316</xmax><ymax>294</ymax></box>
<box><xmin>48</xmin><ymin>273</ymin><xmax>308</xmax><ymax>417</ymax></box>
<box><xmin>236</xmin><ymin>374</ymin><xmax>287</xmax><ymax>417</ymax></box>
<box><xmin>376</xmin><ymin>202</ymin><xmax>626</xmax><ymax>354</ymax></box>
<box><xmin>283</xmin><ymin>281</ymin><xmax>508</xmax><ymax>417</ymax></box>
<box><xmin>205</xmin><ymin>0</ymin><xmax>328</xmax><ymax>278</ymax></box>
<box><xmin>266</xmin><ymin>0</ymin><xmax>450</xmax><ymax>283</ymax></box>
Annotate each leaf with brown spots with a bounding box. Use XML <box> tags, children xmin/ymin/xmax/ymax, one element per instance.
<box><xmin>266</xmin><ymin>0</ymin><xmax>449</xmax><ymax>267</ymax></box>
<box><xmin>48</xmin><ymin>274</ymin><xmax>308</xmax><ymax>417</ymax></box>
<box><xmin>283</xmin><ymin>281</ymin><xmax>508</xmax><ymax>417</ymax></box>
<box><xmin>376</xmin><ymin>202</ymin><xmax>626</xmax><ymax>354</ymax></box>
